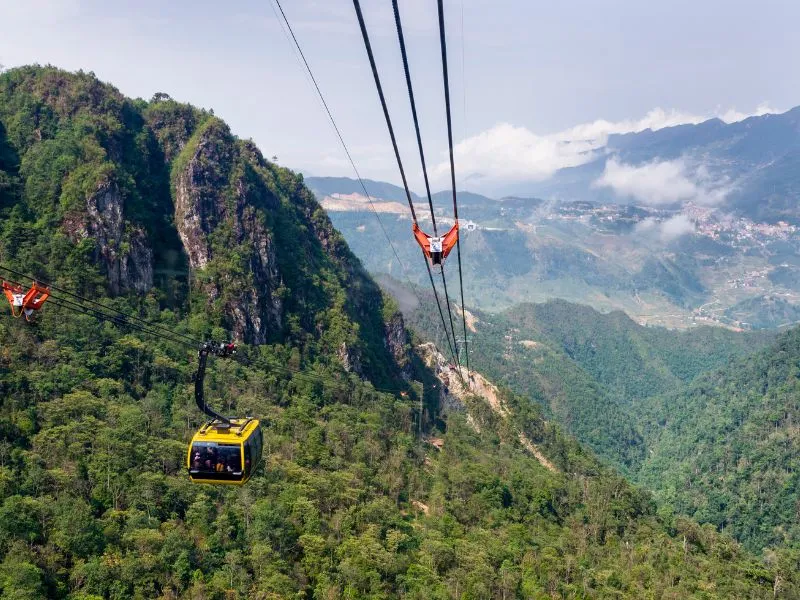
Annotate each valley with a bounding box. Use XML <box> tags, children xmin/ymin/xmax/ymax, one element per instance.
<box><xmin>311</xmin><ymin>177</ymin><xmax>800</xmax><ymax>330</ymax></box>
<box><xmin>396</xmin><ymin>290</ymin><xmax>798</xmax><ymax>555</ymax></box>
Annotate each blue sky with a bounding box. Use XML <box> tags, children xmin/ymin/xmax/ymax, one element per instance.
<box><xmin>2</xmin><ymin>0</ymin><xmax>799</xmax><ymax>195</ymax></box>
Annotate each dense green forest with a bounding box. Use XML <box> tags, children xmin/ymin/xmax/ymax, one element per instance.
<box><xmin>402</xmin><ymin>292</ymin><xmax>798</xmax><ymax>559</ymax></box>
<box><xmin>0</xmin><ymin>66</ymin><xmax>797</xmax><ymax>599</ymax></box>
<box><xmin>403</xmin><ymin>296</ymin><xmax>770</xmax><ymax>473</ymax></box>
<box><xmin>637</xmin><ymin>326</ymin><xmax>800</xmax><ymax>553</ymax></box>
<box><xmin>501</xmin><ymin>301</ymin><xmax>775</xmax><ymax>407</ymax></box>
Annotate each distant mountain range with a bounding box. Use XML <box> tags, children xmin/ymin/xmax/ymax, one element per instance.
<box><xmin>521</xmin><ymin>108</ymin><xmax>800</xmax><ymax>225</ymax></box>
<box><xmin>308</xmin><ymin>170</ymin><xmax>800</xmax><ymax>329</ymax></box>
<box><xmin>312</xmin><ymin>107</ymin><xmax>800</xmax><ymax>226</ymax></box>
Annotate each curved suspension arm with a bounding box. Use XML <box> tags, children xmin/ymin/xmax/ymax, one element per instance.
<box><xmin>195</xmin><ymin>342</ymin><xmax>236</xmax><ymax>424</ymax></box>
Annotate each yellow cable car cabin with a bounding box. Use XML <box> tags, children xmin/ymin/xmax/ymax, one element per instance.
<box><xmin>187</xmin><ymin>418</ymin><xmax>263</xmax><ymax>485</ymax></box>
<box><xmin>188</xmin><ymin>342</ymin><xmax>264</xmax><ymax>485</ymax></box>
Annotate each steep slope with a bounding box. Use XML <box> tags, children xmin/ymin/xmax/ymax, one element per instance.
<box><xmin>0</xmin><ymin>66</ymin><xmax>795</xmax><ymax>599</ymax></box>
<box><xmin>638</xmin><ymin>326</ymin><xmax>800</xmax><ymax>553</ymax></box>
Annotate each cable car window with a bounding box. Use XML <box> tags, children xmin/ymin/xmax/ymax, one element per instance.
<box><xmin>244</xmin><ymin>441</ymin><xmax>252</xmax><ymax>476</ymax></box>
<box><xmin>190</xmin><ymin>442</ymin><xmax>242</xmax><ymax>475</ymax></box>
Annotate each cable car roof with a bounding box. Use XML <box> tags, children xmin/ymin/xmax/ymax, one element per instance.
<box><xmin>192</xmin><ymin>418</ymin><xmax>261</xmax><ymax>443</ymax></box>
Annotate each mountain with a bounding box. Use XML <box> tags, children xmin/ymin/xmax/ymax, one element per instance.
<box><xmin>310</xmin><ymin>175</ymin><xmax>800</xmax><ymax>328</ymax></box>
<box><xmin>526</xmin><ymin>108</ymin><xmax>800</xmax><ymax>226</ymax></box>
<box><xmin>2</xmin><ymin>66</ymin><xmax>794</xmax><ymax>598</ymax></box>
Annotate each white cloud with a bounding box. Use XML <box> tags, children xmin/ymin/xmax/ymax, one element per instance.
<box><xmin>595</xmin><ymin>158</ymin><xmax>696</xmax><ymax>205</ymax></box>
<box><xmin>438</xmin><ymin>104</ymin><xmax>780</xmax><ymax>186</ymax></box>
<box><xmin>433</xmin><ymin>122</ymin><xmax>598</xmax><ymax>183</ymax></box>
<box><xmin>659</xmin><ymin>214</ymin><xmax>695</xmax><ymax>241</ymax></box>
<box><xmin>560</xmin><ymin>107</ymin><xmax>708</xmax><ymax>142</ymax></box>
<box><xmin>594</xmin><ymin>158</ymin><xmax>729</xmax><ymax>206</ymax></box>
<box><xmin>634</xmin><ymin>216</ymin><xmax>658</xmax><ymax>233</ymax></box>
<box><xmin>718</xmin><ymin>102</ymin><xmax>778</xmax><ymax>124</ymax></box>
<box><xmin>634</xmin><ymin>214</ymin><xmax>695</xmax><ymax>241</ymax></box>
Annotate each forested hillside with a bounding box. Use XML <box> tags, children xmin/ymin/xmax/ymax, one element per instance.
<box><xmin>488</xmin><ymin>301</ymin><xmax>798</xmax><ymax>554</ymax></box>
<box><xmin>401</xmin><ymin>290</ymin><xmax>798</xmax><ymax>560</ymax></box>
<box><xmin>501</xmin><ymin>301</ymin><xmax>775</xmax><ymax>407</ymax></box>
<box><xmin>404</xmin><ymin>295</ymin><xmax>770</xmax><ymax>472</ymax></box>
<box><xmin>0</xmin><ymin>66</ymin><xmax>795</xmax><ymax>598</ymax></box>
<box><xmin>638</xmin><ymin>326</ymin><xmax>800</xmax><ymax>553</ymax></box>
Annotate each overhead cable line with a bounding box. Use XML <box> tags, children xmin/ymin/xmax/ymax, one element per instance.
<box><xmin>350</xmin><ymin>0</ymin><xmax>418</xmax><ymax>223</ymax></box>
<box><xmin>422</xmin><ymin>257</ymin><xmax>458</xmax><ymax>365</ymax></box>
<box><xmin>391</xmin><ymin>0</ymin><xmax>437</xmax><ymax>236</ymax></box>
<box><xmin>42</xmin><ymin>291</ymin><xmax>193</xmax><ymax>348</ymax></box>
<box><xmin>35</xmin><ymin>284</ymin><xmax>411</xmax><ymax>396</ymax></box>
<box><xmin>351</xmin><ymin>0</ymin><xmax>459</xmax><ymax>366</ymax></box>
<box><xmin>437</xmin><ymin>0</ymin><xmax>471</xmax><ymax>379</ymax></box>
<box><xmin>0</xmin><ymin>264</ymin><xmax>203</xmax><ymax>348</ymax></box>
<box><xmin>0</xmin><ymin>274</ymin><xmax>195</xmax><ymax>349</ymax></box>
<box><xmin>391</xmin><ymin>0</ymin><xmax>464</xmax><ymax>381</ymax></box>
<box><xmin>270</xmin><ymin>0</ymin><xmax>419</xmax><ymax>294</ymax></box>
<box><xmin>45</xmin><ymin>296</ymin><xmax>194</xmax><ymax>349</ymax></box>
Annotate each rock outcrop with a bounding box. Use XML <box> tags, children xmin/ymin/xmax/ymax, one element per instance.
<box><xmin>337</xmin><ymin>342</ymin><xmax>363</xmax><ymax>375</ymax></box>
<box><xmin>171</xmin><ymin>119</ymin><xmax>283</xmax><ymax>344</ymax></box>
<box><xmin>416</xmin><ymin>341</ymin><xmax>558</xmax><ymax>472</ymax></box>
<box><xmin>63</xmin><ymin>178</ymin><xmax>153</xmax><ymax>294</ymax></box>
<box><xmin>384</xmin><ymin>311</ymin><xmax>412</xmax><ymax>379</ymax></box>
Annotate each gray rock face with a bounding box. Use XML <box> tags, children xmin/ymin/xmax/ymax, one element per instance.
<box><xmin>384</xmin><ymin>311</ymin><xmax>412</xmax><ymax>379</ymax></box>
<box><xmin>337</xmin><ymin>341</ymin><xmax>363</xmax><ymax>375</ymax></box>
<box><xmin>64</xmin><ymin>178</ymin><xmax>153</xmax><ymax>294</ymax></box>
<box><xmin>172</xmin><ymin>121</ymin><xmax>283</xmax><ymax>344</ymax></box>
<box><xmin>172</xmin><ymin>125</ymin><xmax>233</xmax><ymax>269</ymax></box>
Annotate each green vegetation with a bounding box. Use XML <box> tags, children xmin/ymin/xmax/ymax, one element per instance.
<box><xmin>403</xmin><ymin>292</ymin><xmax>798</xmax><ymax>558</ymax></box>
<box><xmin>724</xmin><ymin>294</ymin><xmax>800</xmax><ymax>329</ymax></box>
<box><xmin>502</xmin><ymin>300</ymin><xmax>774</xmax><ymax>407</ymax></box>
<box><xmin>0</xmin><ymin>65</ymin><xmax>795</xmax><ymax>598</ymax></box>
<box><xmin>406</xmin><ymin>297</ymin><xmax>770</xmax><ymax>473</ymax></box>
<box><xmin>638</xmin><ymin>326</ymin><xmax>800</xmax><ymax>553</ymax></box>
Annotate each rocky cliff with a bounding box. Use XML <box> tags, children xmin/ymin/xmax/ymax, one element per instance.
<box><xmin>170</xmin><ymin>118</ymin><xmax>283</xmax><ymax>344</ymax></box>
<box><xmin>62</xmin><ymin>178</ymin><xmax>153</xmax><ymax>294</ymax></box>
